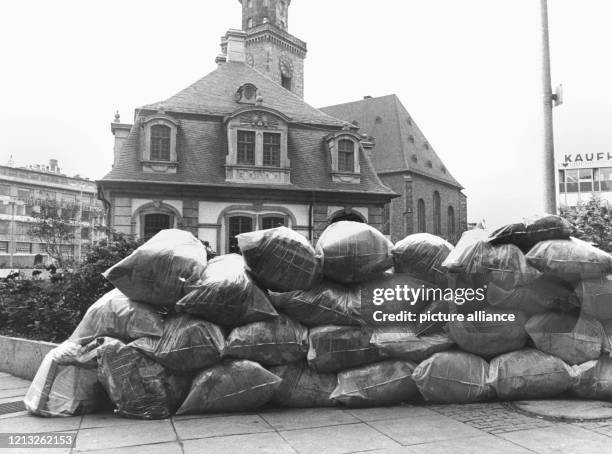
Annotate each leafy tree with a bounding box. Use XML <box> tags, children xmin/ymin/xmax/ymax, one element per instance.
<box><xmin>560</xmin><ymin>196</ymin><xmax>612</xmax><ymax>252</ymax></box>
<box><xmin>28</xmin><ymin>198</ymin><xmax>80</xmax><ymax>268</ymax></box>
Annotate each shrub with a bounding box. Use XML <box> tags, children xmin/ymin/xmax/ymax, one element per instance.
<box><xmin>560</xmin><ymin>197</ymin><xmax>612</xmax><ymax>253</ymax></box>
<box><xmin>0</xmin><ymin>232</ymin><xmax>143</xmax><ymax>342</ymax></box>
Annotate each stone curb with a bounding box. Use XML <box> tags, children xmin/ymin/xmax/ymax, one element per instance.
<box><xmin>0</xmin><ymin>335</ymin><xmax>57</xmax><ymax>380</ymax></box>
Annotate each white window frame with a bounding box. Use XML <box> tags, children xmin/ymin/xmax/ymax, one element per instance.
<box><xmin>141</xmin><ymin>114</ymin><xmax>178</xmax><ymax>163</ymax></box>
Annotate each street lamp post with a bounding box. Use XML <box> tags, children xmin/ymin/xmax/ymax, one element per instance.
<box><xmin>541</xmin><ymin>0</ymin><xmax>557</xmax><ymax>214</ymax></box>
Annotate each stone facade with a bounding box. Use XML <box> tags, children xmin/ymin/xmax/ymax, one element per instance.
<box><xmin>378</xmin><ymin>172</ymin><xmax>467</xmax><ymax>243</ymax></box>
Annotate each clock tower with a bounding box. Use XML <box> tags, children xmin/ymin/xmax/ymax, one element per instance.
<box><xmin>238</xmin><ymin>0</ymin><xmax>307</xmax><ymax>99</ymax></box>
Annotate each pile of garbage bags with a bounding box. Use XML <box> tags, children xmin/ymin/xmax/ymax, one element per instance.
<box><xmin>24</xmin><ymin>216</ymin><xmax>612</xmax><ymax>418</ymax></box>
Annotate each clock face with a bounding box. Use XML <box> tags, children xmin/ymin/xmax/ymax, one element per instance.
<box><xmin>279</xmin><ymin>56</ymin><xmax>294</xmax><ymax>77</ymax></box>
<box><xmin>246</xmin><ymin>53</ymin><xmax>255</xmax><ymax>67</ymax></box>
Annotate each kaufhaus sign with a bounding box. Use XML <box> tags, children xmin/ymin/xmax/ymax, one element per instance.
<box><xmin>559</xmin><ymin>152</ymin><xmax>612</xmax><ymax>169</ymax></box>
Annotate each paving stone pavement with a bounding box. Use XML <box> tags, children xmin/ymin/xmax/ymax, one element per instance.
<box><xmin>1</xmin><ymin>375</ymin><xmax>612</xmax><ymax>453</ymax></box>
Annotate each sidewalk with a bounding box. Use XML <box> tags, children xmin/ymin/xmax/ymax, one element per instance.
<box><xmin>1</xmin><ymin>372</ymin><xmax>612</xmax><ymax>453</ymax></box>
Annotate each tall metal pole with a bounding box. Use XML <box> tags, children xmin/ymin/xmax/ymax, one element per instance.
<box><xmin>541</xmin><ymin>0</ymin><xmax>557</xmax><ymax>214</ymax></box>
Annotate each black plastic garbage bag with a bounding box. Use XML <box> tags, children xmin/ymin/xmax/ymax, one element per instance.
<box><xmin>526</xmin><ymin>237</ymin><xmax>612</xmax><ymax>279</ymax></box>
<box><xmin>331</xmin><ymin>360</ymin><xmax>418</xmax><ymax>407</ymax></box>
<box><xmin>24</xmin><ymin>342</ymin><xmax>105</xmax><ymax>417</ymax></box>
<box><xmin>442</xmin><ymin>229</ymin><xmax>489</xmax><ymax>274</ymax></box>
<box><xmin>176</xmin><ymin>360</ymin><xmax>281</xmax><ymax>414</ymax></box>
<box><xmin>270</xmin><ymin>362</ymin><xmax>336</xmax><ymax>408</ymax></box>
<box><xmin>443</xmin><ymin>231</ymin><xmax>540</xmax><ymax>289</ymax></box>
<box><xmin>307</xmin><ymin>326</ymin><xmax>386</xmax><ymax>373</ymax></box>
<box><xmin>176</xmin><ymin>254</ymin><xmax>278</xmax><ymax>326</ymax></box>
<box><xmin>447</xmin><ymin>308</ymin><xmax>528</xmax><ymax>359</ymax></box>
<box><xmin>412</xmin><ymin>351</ymin><xmax>493</xmax><ymax>403</ymax></box>
<box><xmin>238</xmin><ymin>227</ymin><xmax>321</xmax><ymax>292</ymax></box>
<box><xmin>488</xmin><ymin>214</ymin><xmax>572</xmax><ymax>252</ymax></box>
<box><xmin>571</xmin><ymin>357</ymin><xmax>612</xmax><ymax>400</ymax></box>
<box><xmin>392</xmin><ymin>233</ymin><xmax>453</xmax><ymax>287</ymax></box>
<box><xmin>96</xmin><ymin>338</ymin><xmax>190</xmax><ymax>419</ymax></box>
<box><xmin>487</xmin><ymin>348</ymin><xmax>573</xmax><ymax>400</ymax></box>
<box><xmin>487</xmin><ymin>275</ymin><xmax>579</xmax><ymax>316</ymax></box>
<box><xmin>225</xmin><ymin>315</ymin><xmax>308</xmax><ymax>366</ymax></box>
<box><xmin>524</xmin><ymin>312</ymin><xmax>605</xmax><ymax>365</ymax></box>
<box><xmin>359</xmin><ymin>273</ymin><xmax>443</xmax><ymax>323</ymax></box>
<box><xmin>269</xmin><ymin>280</ymin><xmax>363</xmax><ymax>327</ymax></box>
<box><xmin>316</xmin><ymin>221</ymin><xmax>393</xmax><ymax>284</ymax></box>
<box><xmin>370</xmin><ymin>327</ymin><xmax>454</xmax><ymax>362</ymax></box>
<box><xmin>576</xmin><ymin>276</ymin><xmax>612</xmax><ymax>321</ymax></box>
<box><xmin>103</xmin><ymin>229</ymin><xmax>208</xmax><ymax>306</ymax></box>
<box><xmin>130</xmin><ymin>314</ymin><xmax>225</xmax><ymax>372</ymax></box>
<box><xmin>69</xmin><ymin>289</ymin><xmax>163</xmax><ymax>345</ymax></box>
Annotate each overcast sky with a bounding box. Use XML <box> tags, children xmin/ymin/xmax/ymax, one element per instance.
<box><xmin>2</xmin><ymin>0</ymin><xmax>611</xmax><ymax>227</ymax></box>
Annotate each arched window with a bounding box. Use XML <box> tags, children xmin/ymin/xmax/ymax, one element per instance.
<box><xmin>228</xmin><ymin>216</ymin><xmax>253</xmax><ymax>253</ymax></box>
<box><xmin>447</xmin><ymin>206</ymin><xmax>456</xmax><ymax>237</ymax></box>
<box><xmin>433</xmin><ymin>191</ymin><xmax>441</xmax><ymax>235</ymax></box>
<box><xmin>262</xmin><ymin>16</ymin><xmax>269</xmax><ymax>24</ymax></box>
<box><xmin>144</xmin><ymin>213</ymin><xmax>171</xmax><ymax>240</ymax></box>
<box><xmin>338</xmin><ymin>139</ymin><xmax>355</xmax><ymax>172</ymax></box>
<box><xmin>150</xmin><ymin>125</ymin><xmax>171</xmax><ymax>161</ymax></box>
<box><xmin>417</xmin><ymin>199</ymin><xmax>426</xmax><ymax>233</ymax></box>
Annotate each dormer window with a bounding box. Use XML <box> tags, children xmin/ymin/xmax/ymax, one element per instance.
<box><xmin>338</xmin><ymin>139</ymin><xmax>355</xmax><ymax>172</ymax></box>
<box><xmin>247</xmin><ymin>17</ymin><xmax>254</xmax><ymax>28</ymax></box>
<box><xmin>326</xmin><ymin>132</ymin><xmax>361</xmax><ymax>184</ymax></box>
<box><xmin>225</xmin><ymin>106</ymin><xmax>291</xmax><ymax>184</ymax></box>
<box><xmin>141</xmin><ymin>113</ymin><xmax>178</xmax><ymax>173</ymax></box>
<box><xmin>150</xmin><ymin>125</ymin><xmax>171</xmax><ymax>161</ymax></box>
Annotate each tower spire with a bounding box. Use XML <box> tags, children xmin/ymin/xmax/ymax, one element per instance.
<box><xmin>237</xmin><ymin>0</ymin><xmax>306</xmax><ymax>98</ymax></box>
<box><xmin>239</xmin><ymin>0</ymin><xmax>290</xmax><ymax>31</ymax></box>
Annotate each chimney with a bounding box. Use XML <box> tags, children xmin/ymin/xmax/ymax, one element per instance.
<box><xmin>49</xmin><ymin>159</ymin><xmax>58</xmax><ymax>173</ymax></box>
<box><xmin>110</xmin><ymin>111</ymin><xmax>132</xmax><ymax>168</ymax></box>
<box><xmin>220</xmin><ymin>29</ymin><xmax>247</xmax><ymax>64</ymax></box>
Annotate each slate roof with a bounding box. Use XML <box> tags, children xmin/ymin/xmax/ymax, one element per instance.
<box><xmin>102</xmin><ymin>62</ymin><xmax>394</xmax><ymax>197</ymax></box>
<box><xmin>143</xmin><ymin>62</ymin><xmax>344</xmax><ymax>126</ymax></box>
<box><xmin>320</xmin><ymin>95</ymin><xmax>463</xmax><ymax>188</ymax></box>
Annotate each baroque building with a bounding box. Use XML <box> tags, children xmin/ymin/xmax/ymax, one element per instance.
<box><xmin>99</xmin><ymin>0</ymin><xmax>396</xmax><ymax>253</ymax></box>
